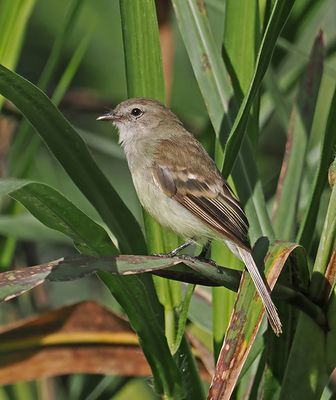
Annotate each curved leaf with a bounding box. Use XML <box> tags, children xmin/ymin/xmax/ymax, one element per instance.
<box><xmin>0</xmin><ymin>179</ymin><xmax>115</xmax><ymax>256</ymax></box>
<box><xmin>0</xmin><ymin>63</ymin><xmax>145</xmax><ymax>255</ymax></box>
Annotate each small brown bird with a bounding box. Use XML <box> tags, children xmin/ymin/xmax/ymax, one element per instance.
<box><xmin>98</xmin><ymin>98</ymin><xmax>282</xmax><ymax>335</ymax></box>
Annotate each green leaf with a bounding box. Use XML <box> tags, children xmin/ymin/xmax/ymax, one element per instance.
<box><xmin>0</xmin><ymin>1</ymin><xmax>93</xmax><ymax>268</ymax></box>
<box><xmin>212</xmin><ymin>0</ymin><xmax>261</xmax><ymax>360</ymax></box>
<box><xmin>119</xmin><ymin>0</ymin><xmax>165</xmax><ymax>101</ymax></box>
<box><xmin>188</xmin><ymin>288</ymin><xmax>212</xmax><ymax>333</ymax></box>
<box><xmin>212</xmin><ymin>255</ymin><xmax>236</xmax><ymax>359</ymax></box>
<box><xmin>0</xmin><ymin>178</ymin><xmax>184</xmax><ymax>397</ymax></box>
<box><xmin>119</xmin><ymin>0</ymin><xmax>180</xmax><ymax>254</ymax></box>
<box><xmin>0</xmin><ymin>214</ymin><xmax>69</xmax><ymax>243</ymax></box>
<box><xmin>171</xmin><ymin>0</ymin><xmax>232</xmax><ymax>136</ymax></box>
<box><xmin>0</xmin><ymin>62</ymin><xmax>186</xmax><ymax>398</ymax></box>
<box><xmin>172</xmin><ymin>0</ymin><xmax>274</xmax><ymax>241</ymax></box>
<box><xmin>119</xmin><ymin>2</ymin><xmax>201</xmax><ymax>398</ymax></box>
<box><xmin>309</xmin><ymin>180</ymin><xmax>336</xmax><ymax>303</ymax></box>
<box><xmin>273</xmin><ymin>33</ymin><xmax>325</xmax><ymax>240</ymax></box>
<box><xmin>221</xmin><ymin>0</ymin><xmax>296</xmax><ymax>176</ymax></box>
<box><xmin>172</xmin><ymin>284</ymin><xmax>195</xmax><ymax>354</ymax></box>
<box><xmin>222</xmin><ymin>0</ymin><xmax>261</xmax><ymax>150</ymax></box>
<box><xmin>297</xmin><ymin>86</ymin><xmax>336</xmax><ymax>250</ymax></box>
<box><xmin>8</xmin><ymin>0</ymin><xmax>87</xmax><ymax>175</ymax></box>
<box><xmin>326</xmin><ymin>285</ymin><xmax>336</xmax><ymax>374</ymax></box>
<box><xmin>0</xmin><ymin>0</ymin><xmax>36</xmax><ymax>108</ymax></box>
<box><xmin>173</xmin><ymin>335</ymin><xmax>205</xmax><ymax>400</ymax></box>
<box><xmin>279</xmin><ymin>314</ymin><xmax>327</xmax><ymax>400</ymax></box>
<box><xmin>0</xmin><ymin>64</ymin><xmax>145</xmax><ymax>255</ymax></box>
<box><xmin>223</xmin><ymin>0</ymin><xmax>259</xmax><ymax>96</ymax></box>
<box><xmin>0</xmin><ymin>179</ymin><xmax>115</xmax><ymax>256</ymax></box>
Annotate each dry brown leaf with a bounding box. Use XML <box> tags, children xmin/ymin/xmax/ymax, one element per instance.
<box><xmin>0</xmin><ymin>300</ymin><xmax>210</xmax><ymax>384</ymax></box>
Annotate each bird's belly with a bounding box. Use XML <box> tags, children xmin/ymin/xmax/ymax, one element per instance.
<box><xmin>132</xmin><ymin>170</ymin><xmax>212</xmax><ymax>239</ymax></box>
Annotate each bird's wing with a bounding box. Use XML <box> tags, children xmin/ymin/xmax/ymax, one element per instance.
<box><xmin>152</xmin><ymin>137</ymin><xmax>282</xmax><ymax>335</ymax></box>
<box><xmin>152</xmin><ymin>137</ymin><xmax>250</xmax><ymax>249</ymax></box>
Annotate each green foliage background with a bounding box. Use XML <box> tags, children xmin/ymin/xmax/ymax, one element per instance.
<box><xmin>0</xmin><ymin>0</ymin><xmax>335</xmax><ymax>399</ymax></box>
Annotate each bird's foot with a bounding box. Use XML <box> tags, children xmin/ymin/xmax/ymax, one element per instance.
<box><xmin>152</xmin><ymin>251</ymin><xmax>174</xmax><ymax>258</ymax></box>
<box><xmin>179</xmin><ymin>254</ymin><xmax>197</xmax><ymax>263</ymax></box>
<box><xmin>195</xmin><ymin>256</ymin><xmax>223</xmax><ymax>274</ymax></box>
<box><xmin>196</xmin><ymin>256</ymin><xmax>217</xmax><ymax>267</ymax></box>
<box><xmin>152</xmin><ymin>240</ymin><xmax>193</xmax><ymax>258</ymax></box>
<box><xmin>152</xmin><ymin>253</ymin><xmax>196</xmax><ymax>265</ymax></box>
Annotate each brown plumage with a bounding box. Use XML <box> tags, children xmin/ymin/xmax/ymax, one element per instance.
<box><xmin>152</xmin><ymin>137</ymin><xmax>250</xmax><ymax>249</ymax></box>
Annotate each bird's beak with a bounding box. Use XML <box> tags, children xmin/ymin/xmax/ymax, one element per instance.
<box><xmin>97</xmin><ymin>112</ymin><xmax>114</xmax><ymax>121</ymax></box>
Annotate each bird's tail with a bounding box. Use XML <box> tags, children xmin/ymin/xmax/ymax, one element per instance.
<box><xmin>237</xmin><ymin>246</ymin><xmax>282</xmax><ymax>336</ymax></box>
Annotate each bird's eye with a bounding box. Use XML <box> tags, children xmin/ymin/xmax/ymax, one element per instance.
<box><xmin>130</xmin><ymin>108</ymin><xmax>143</xmax><ymax>117</ymax></box>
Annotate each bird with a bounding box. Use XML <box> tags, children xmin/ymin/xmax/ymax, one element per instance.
<box><xmin>97</xmin><ymin>97</ymin><xmax>282</xmax><ymax>335</ymax></box>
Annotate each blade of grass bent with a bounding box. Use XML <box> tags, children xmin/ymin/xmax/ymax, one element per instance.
<box><xmin>0</xmin><ymin>179</ymin><xmax>116</xmax><ymax>256</ymax></box>
<box><xmin>0</xmin><ymin>32</ymin><xmax>94</xmax><ymax>269</ymax></box>
<box><xmin>0</xmin><ymin>0</ymin><xmax>90</xmax><ymax>268</ymax></box>
<box><xmin>0</xmin><ymin>64</ymin><xmax>145</xmax><ymax>254</ymax></box>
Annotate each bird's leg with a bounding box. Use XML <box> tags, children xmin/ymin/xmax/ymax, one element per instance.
<box><xmin>152</xmin><ymin>240</ymin><xmax>193</xmax><ymax>258</ymax></box>
<box><xmin>198</xmin><ymin>240</ymin><xmax>212</xmax><ymax>259</ymax></box>
<box><xmin>196</xmin><ymin>240</ymin><xmax>219</xmax><ymax>269</ymax></box>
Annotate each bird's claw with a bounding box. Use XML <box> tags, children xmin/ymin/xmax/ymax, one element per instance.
<box><xmin>152</xmin><ymin>252</ymin><xmax>174</xmax><ymax>258</ymax></box>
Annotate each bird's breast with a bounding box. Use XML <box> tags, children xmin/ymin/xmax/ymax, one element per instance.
<box><xmin>130</xmin><ymin>167</ymin><xmax>214</xmax><ymax>239</ymax></box>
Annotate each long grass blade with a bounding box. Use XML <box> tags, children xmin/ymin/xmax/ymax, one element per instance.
<box><xmin>119</xmin><ymin>1</ymin><xmax>202</xmax><ymax>398</ymax></box>
<box><xmin>0</xmin><ymin>0</ymin><xmax>36</xmax><ymax>108</ymax></box>
<box><xmin>220</xmin><ymin>0</ymin><xmax>295</xmax><ymax>177</ymax></box>
<box><xmin>273</xmin><ymin>33</ymin><xmax>324</xmax><ymax>240</ymax></box>
<box><xmin>297</xmin><ymin>86</ymin><xmax>336</xmax><ymax>250</ymax></box>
